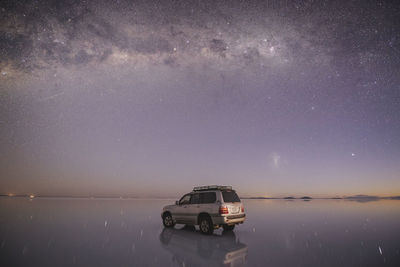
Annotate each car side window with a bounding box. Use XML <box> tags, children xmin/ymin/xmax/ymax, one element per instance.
<box><xmin>190</xmin><ymin>193</ymin><xmax>200</xmax><ymax>204</ymax></box>
<box><xmin>199</xmin><ymin>192</ymin><xmax>216</xmax><ymax>204</ymax></box>
<box><xmin>179</xmin><ymin>194</ymin><xmax>191</xmax><ymax>205</ymax></box>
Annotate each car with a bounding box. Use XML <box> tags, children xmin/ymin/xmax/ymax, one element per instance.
<box><xmin>161</xmin><ymin>185</ymin><xmax>246</xmax><ymax>235</ymax></box>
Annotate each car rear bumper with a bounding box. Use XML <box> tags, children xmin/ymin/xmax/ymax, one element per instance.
<box><xmin>212</xmin><ymin>213</ymin><xmax>246</xmax><ymax>225</ymax></box>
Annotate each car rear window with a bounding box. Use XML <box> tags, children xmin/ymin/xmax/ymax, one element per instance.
<box><xmin>200</xmin><ymin>192</ymin><xmax>216</xmax><ymax>204</ymax></box>
<box><xmin>222</xmin><ymin>191</ymin><xmax>241</xmax><ymax>203</ymax></box>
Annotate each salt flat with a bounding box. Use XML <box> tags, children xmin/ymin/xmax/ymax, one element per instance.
<box><xmin>0</xmin><ymin>198</ymin><xmax>399</xmax><ymax>266</ymax></box>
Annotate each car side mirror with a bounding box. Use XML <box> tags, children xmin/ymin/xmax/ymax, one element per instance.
<box><xmin>175</xmin><ymin>200</ymin><xmax>179</xmax><ymax>205</ymax></box>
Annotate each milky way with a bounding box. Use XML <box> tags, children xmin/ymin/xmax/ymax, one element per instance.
<box><xmin>1</xmin><ymin>0</ymin><xmax>400</xmax><ymax>197</ymax></box>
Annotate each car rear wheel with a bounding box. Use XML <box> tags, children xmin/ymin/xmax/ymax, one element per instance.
<box><xmin>222</xmin><ymin>224</ymin><xmax>235</xmax><ymax>231</ymax></box>
<box><xmin>199</xmin><ymin>216</ymin><xmax>213</xmax><ymax>235</ymax></box>
<box><xmin>162</xmin><ymin>213</ymin><xmax>175</xmax><ymax>228</ymax></box>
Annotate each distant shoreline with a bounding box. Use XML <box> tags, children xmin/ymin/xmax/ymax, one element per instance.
<box><xmin>241</xmin><ymin>195</ymin><xmax>400</xmax><ymax>200</ymax></box>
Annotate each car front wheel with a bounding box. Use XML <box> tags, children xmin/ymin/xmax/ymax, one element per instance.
<box><xmin>162</xmin><ymin>213</ymin><xmax>175</xmax><ymax>228</ymax></box>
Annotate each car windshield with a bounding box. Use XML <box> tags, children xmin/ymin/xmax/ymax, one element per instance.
<box><xmin>179</xmin><ymin>194</ymin><xmax>191</xmax><ymax>205</ymax></box>
<box><xmin>222</xmin><ymin>191</ymin><xmax>241</xmax><ymax>203</ymax></box>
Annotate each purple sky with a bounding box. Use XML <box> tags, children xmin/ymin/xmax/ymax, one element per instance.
<box><xmin>1</xmin><ymin>0</ymin><xmax>400</xmax><ymax>197</ymax></box>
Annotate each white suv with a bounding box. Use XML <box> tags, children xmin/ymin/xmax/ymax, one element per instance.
<box><xmin>161</xmin><ymin>185</ymin><xmax>246</xmax><ymax>234</ymax></box>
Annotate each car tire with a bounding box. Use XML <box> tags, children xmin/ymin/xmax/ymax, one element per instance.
<box><xmin>199</xmin><ymin>216</ymin><xmax>214</xmax><ymax>235</ymax></box>
<box><xmin>222</xmin><ymin>224</ymin><xmax>235</xmax><ymax>231</ymax></box>
<box><xmin>162</xmin><ymin>212</ymin><xmax>175</xmax><ymax>228</ymax></box>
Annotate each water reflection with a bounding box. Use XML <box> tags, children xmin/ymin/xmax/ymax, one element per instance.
<box><xmin>0</xmin><ymin>198</ymin><xmax>399</xmax><ymax>266</ymax></box>
<box><xmin>160</xmin><ymin>226</ymin><xmax>248</xmax><ymax>267</ymax></box>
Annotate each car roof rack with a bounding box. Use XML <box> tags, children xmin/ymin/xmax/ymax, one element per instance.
<box><xmin>193</xmin><ymin>185</ymin><xmax>232</xmax><ymax>192</ymax></box>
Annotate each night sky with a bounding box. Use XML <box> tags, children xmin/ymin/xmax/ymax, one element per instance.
<box><xmin>1</xmin><ymin>0</ymin><xmax>399</xmax><ymax>197</ymax></box>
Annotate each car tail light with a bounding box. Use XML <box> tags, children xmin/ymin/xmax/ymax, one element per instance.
<box><xmin>219</xmin><ymin>206</ymin><xmax>229</xmax><ymax>214</ymax></box>
<box><xmin>241</xmin><ymin>205</ymin><xmax>244</xmax><ymax>212</ymax></box>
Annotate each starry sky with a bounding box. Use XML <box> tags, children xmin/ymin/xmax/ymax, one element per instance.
<box><xmin>1</xmin><ymin>0</ymin><xmax>400</xmax><ymax>198</ymax></box>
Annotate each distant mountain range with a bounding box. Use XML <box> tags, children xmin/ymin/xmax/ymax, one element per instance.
<box><xmin>242</xmin><ymin>195</ymin><xmax>400</xmax><ymax>200</ymax></box>
<box><xmin>242</xmin><ymin>196</ymin><xmax>313</xmax><ymax>200</ymax></box>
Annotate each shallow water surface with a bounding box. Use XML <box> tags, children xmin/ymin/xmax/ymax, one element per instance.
<box><xmin>0</xmin><ymin>198</ymin><xmax>399</xmax><ymax>266</ymax></box>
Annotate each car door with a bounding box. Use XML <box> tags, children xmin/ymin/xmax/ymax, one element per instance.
<box><xmin>189</xmin><ymin>193</ymin><xmax>201</xmax><ymax>224</ymax></box>
<box><xmin>221</xmin><ymin>190</ymin><xmax>242</xmax><ymax>215</ymax></box>
<box><xmin>199</xmin><ymin>192</ymin><xmax>217</xmax><ymax>216</ymax></box>
<box><xmin>174</xmin><ymin>194</ymin><xmax>192</xmax><ymax>224</ymax></box>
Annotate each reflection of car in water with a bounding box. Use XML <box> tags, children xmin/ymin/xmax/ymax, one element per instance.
<box><xmin>160</xmin><ymin>227</ymin><xmax>248</xmax><ymax>267</ymax></box>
